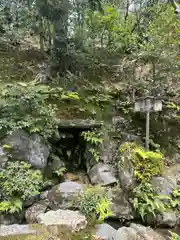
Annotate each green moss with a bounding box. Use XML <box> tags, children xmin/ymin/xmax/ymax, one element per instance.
<box><xmin>119</xmin><ymin>142</ymin><xmax>164</xmax><ymax>182</ymax></box>
<box><xmin>119</xmin><ymin>142</ymin><xmax>137</xmax><ymax>169</ymax></box>
<box><xmin>133</xmin><ymin>147</ymin><xmax>164</xmax><ymax>182</ymax></box>
<box><xmin>0</xmin><ymin>48</ymin><xmax>41</xmax><ymax>85</ymax></box>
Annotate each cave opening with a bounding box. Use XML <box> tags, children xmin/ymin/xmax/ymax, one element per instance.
<box><xmin>54</xmin><ymin>128</ymin><xmax>87</xmax><ymax>170</ymax></box>
<box><xmin>49</xmin><ymin>120</ymin><xmax>103</xmax><ymax>174</ymax></box>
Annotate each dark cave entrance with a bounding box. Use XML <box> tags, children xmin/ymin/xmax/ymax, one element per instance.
<box><xmin>55</xmin><ymin>128</ymin><xmax>87</xmax><ymax>170</ymax></box>
<box><xmin>50</xmin><ymin>119</ymin><xmax>103</xmax><ymax>172</ymax></box>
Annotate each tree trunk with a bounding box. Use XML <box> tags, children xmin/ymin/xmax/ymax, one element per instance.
<box><xmin>53</xmin><ymin>0</ymin><xmax>70</xmax><ymax>73</ymax></box>
<box><xmin>47</xmin><ymin>20</ymin><xmax>52</xmax><ymax>53</ymax></box>
<box><xmin>39</xmin><ymin>17</ymin><xmax>44</xmax><ymax>52</ymax></box>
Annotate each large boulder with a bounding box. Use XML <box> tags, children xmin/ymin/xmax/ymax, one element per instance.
<box><xmin>149</xmin><ymin>165</ymin><xmax>180</xmax><ymax>227</ymax></box>
<box><xmin>95</xmin><ymin>223</ymin><xmax>117</xmax><ymax>240</ymax></box>
<box><xmin>156</xmin><ymin>212</ymin><xmax>177</xmax><ymax>228</ymax></box>
<box><xmin>47</xmin><ymin>181</ymin><xmax>84</xmax><ymax>210</ymax></box>
<box><xmin>163</xmin><ymin>164</ymin><xmax>180</xmax><ymax>184</ymax></box>
<box><xmin>3</xmin><ymin>130</ymin><xmax>50</xmax><ymax>169</ymax></box>
<box><xmin>37</xmin><ymin>209</ymin><xmax>87</xmax><ymax>233</ymax></box>
<box><xmin>118</xmin><ymin>164</ymin><xmax>136</xmax><ymax>194</ymax></box>
<box><xmin>151</xmin><ymin>176</ymin><xmax>177</xmax><ymax>196</ymax></box>
<box><xmin>114</xmin><ymin>224</ymin><xmax>166</xmax><ymax>240</ymax></box>
<box><xmin>114</xmin><ymin>226</ymin><xmax>137</xmax><ymax>240</ymax></box>
<box><xmin>130</xmin><ymin>223</ymin><xmax>166</xmax><ymax>240</ymax></box>
<box><xmin>118</xmin><ymin>144</ymin><xmax>136</xmax><ymax>193</ymax></box>
<box><xmin>151</xmin><ymin>164</ymin><xmax>180</xmax><ymax>196</ymax></box>
<box><xmin>25</xmin><ymin>202</ymin><xmax>47</xmax><ymax>224</ymax></box>
<box><xmin>88</xmin><ymin>163</ymin><xmax>118</xmax><ymax>186</ymax></box>
<box><xmin>99</xmin><ymin>135</ymin><xmax>119</xmax><ymax>164</ymax></box>
<box><xmin>107</xmin><ymin>187</ymin><xmax>133</xmax><ymax>220</ymax></box>
<box><xmin>24</xmin><ymin>194</ymin><xmax>40</xmax><ymax>208</ymax></box>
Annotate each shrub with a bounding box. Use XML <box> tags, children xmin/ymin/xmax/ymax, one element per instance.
<box><xmin>0</xmin><ymin>161</ymin><xmax>43</xmax><ymax>213</ymax></box>
<box><xmin>76</xmin><ymin>186</ymin><xmax>112</xmax><ymax>221</ymax></box>
<box><xmin>0</xmin><ymin>82</ymin><xmax>60</xmax><ymax>139</ymax></box>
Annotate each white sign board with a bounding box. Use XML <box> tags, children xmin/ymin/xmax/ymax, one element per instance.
<box><xmin>134</xmin><ymin>98</ymin><xmax>162</xmax><ymax>112</ymax></box>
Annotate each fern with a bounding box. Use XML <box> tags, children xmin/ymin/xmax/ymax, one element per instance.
<box><xmin>76</xmin><ymin>186</ymin><xmax>112</xmax><ymax>221</ymax></box>
<box><xmin>132</xmin><ymin>182</ymin><xmax>166</xmax><ymax>222</ymax></box>
<box><xmin>96</xmin><ymin>198</ymin><xmax>112</xmax><ymax>222</ymax></box>
<box><xmin>0</xmin><ymin>198</ymin><xmax>22</xmax><ymax>213</ymax></box>
<box><xmin>169</xmin><ymin>231</ymin><xmax>180</xmax><ymax>240</ymax></box>
<box><xmin>81</xmin><ymin>130</ymin><xmax>103</xmax><ymax>162</ymax></box>
<box><xmin>53</xmin><ymin>167</ymin><xmax>66</xmax><ymax>177</ymax></box>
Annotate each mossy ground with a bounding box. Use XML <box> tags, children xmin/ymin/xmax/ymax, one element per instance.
<box><xmin>0</xmin><ymin>43</ymin><xmax>87</xmax><ymax>119</ymax></box>
<box><xmin>0</xmin><ymin>224</ymin><xmax>98</xmax><ymax>240</ymax></box>
<box><xmin>0</xmin><ymin>46</ymin><xmax>42</xmax><ymax>85</ymax></box>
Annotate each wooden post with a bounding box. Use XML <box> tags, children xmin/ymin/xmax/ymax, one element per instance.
<box><xmin>134</xmin><ymin>97</ymin><xmax>162</xmax><ymax>151</ymax></box>
<box><xmin>146</xmin><ymin>111</ymin><xmax>150</xmax><ymax>150</ymax></box>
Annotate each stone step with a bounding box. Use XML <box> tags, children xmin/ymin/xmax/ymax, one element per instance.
<box><xmin>0</xmin><ymin>224</ymin><xmax>37</xmax><ymax>237</ymax></box>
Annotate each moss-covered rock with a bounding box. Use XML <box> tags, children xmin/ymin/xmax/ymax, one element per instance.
<box><xmin>118</xmin><ymin>142</ymin><xmax>164</xmax><ymax>193</ymax></box>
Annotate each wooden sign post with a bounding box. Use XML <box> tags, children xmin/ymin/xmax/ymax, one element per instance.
<box><xmin>134</xmin><ymin>96</ymin><xmax>162</xmax><ymax>150</ymax></box>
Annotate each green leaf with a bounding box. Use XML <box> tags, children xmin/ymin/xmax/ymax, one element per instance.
<box><xmin>3</xmin><ymin>144</ymin><xmax>12</xmax><ymax>149</ymax></box>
